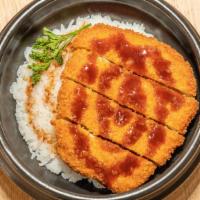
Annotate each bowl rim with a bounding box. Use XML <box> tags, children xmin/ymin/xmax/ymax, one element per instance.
<box><xmin>0</xmin><ymin>0</ymin><xmax>200</xmax><ymax>199</ymax></box>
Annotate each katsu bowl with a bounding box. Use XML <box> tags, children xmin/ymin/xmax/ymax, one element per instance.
<box><xmin>0</xmin><ymin>0</ymin><xmax>200</xmax><ymax>199</ymax></box>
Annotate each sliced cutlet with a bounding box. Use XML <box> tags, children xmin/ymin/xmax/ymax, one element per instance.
<box><xmin>57</xmin><ymin>79</ymin><xmax>184</xmax><ymax>166</ymax></box>
<box><xmin>54</xmin><ymin>119</ymin><xmax>156</xmax><ymax>193</ymax></box>
<box><xmin>71</xmin><ymin>24</ymin><xmax>196</xmax><ymax>97</ymax></box>
<box><xmin>62</xmin><ymin>49</ymin><xmax>198</xmax><ymax>133</ymax></box>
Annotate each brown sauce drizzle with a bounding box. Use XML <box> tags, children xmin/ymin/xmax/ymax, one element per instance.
<box><xmin>44</xmin><ymin>67</ymin><xmax>56</xmax><ymax>112</ymax></box>
<box><xmin>96</xmin><ymin>96</ymin><xmax>114</xmax><ymax>136</ymax></box>
<box><xmin>79</xmin><ymin>63</ymin><xmax>97</xmax><ymax>84</ymax></box>
<box><xmin>119</xmin><ymin>74</ymin><xmax>146</xmax><ymax>112</ymax></box>
<box><xmin>115</xmin><ymin>34</ymin><xmax>148</xmax><ymax>75</ymax></box>
<box><xmin>155</xmin><ymin>86</ymin><xmax>184</xmax><ymax>122</ymax></box>
<box><xmin>147</xmin><ymin>124</ymin><xmax>166</xmax><ymax>156</ymax></box>
<box><xmin>26</xmin><ymin>81</ymin><xmax>53</xmax><ymax>144</ymax></box>
<box><xmin>123</xmin><ymin>117</ymin><xmax>147</xmax><ymax>146</ymax></box>
<box><xmin>92</xmin><ymin>39</ymin><xmax>111</xmax><ymax>55</ymax></box>
<box><xmin>79</xmin><ymin>53</ymin><xmax>98</xmax><ymax>84</ymax></box>
<box><xmin>111</xmin><ymin>155</ymin><xmax>139</xmax><ymax>178</ymax></box>
<box><xmin>69</xmin><ymin>124</ymin><xmax>139</xmax><ymax>187</ymax></box>
<box><xmin>100</xmin><ymin>142</ymin><xmax>121</xmax><ymax>153</ymax></box>
<box><xmin>98</xmin><ymin>64</ymin><xmax>122</xmax><ymax>91</ymax></box>
<box><xmin>70</xmin><ymin>125</ymin><xmax>90</xmax><ymax>157</ymax></box>
<box><xmin>71</xmin><ymin>86</ymin><xmax>87</xmax><ymax>122</ymax></box>
<box><xmin>114</xmin><ymin>107</ymin><xmax>132</xmax><ymax>126</ymax></box>
<box><xmin>92</xmin><ymin>33</ymin><xmax>173</xmax><ymax>83</ymax></box>
<box><xmin>153</xmin><ymin>57</ymin><xmax>172</xmax><ymax>83</ymax></box>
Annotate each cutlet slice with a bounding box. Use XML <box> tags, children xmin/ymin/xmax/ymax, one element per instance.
<box><xmin>54</xmin><ymin>119</ymin><xmax>156</xmax><ymax>193</ymax></box>
<box><xmin>71</xmin><ymin>24</ymin><xmax>196</xmax><ymax>96</ymax></box>
<box><xmin>62</xmin><ymin>49</ymin><xmax>198</xmax><ymax>133</ymax></box>
<box><xmin>57</xmin><ymin>79</ymin><xmax>184</xmax><ymax>166</ymax></box>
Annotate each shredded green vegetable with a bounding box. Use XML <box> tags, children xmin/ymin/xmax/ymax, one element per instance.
<box><xmin>28</xmin><ymin>23</ymin><xmax>91</xmax><ymax>85</ymax></box>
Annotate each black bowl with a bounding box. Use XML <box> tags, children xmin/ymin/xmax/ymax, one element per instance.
<box><xmin>0</xmin><ymin>0</ymin><xmax>200</xmax><ymax>199</ymax></box>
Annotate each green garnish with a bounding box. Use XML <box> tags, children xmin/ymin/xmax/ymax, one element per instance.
<box><xmin>28</xmin><ymin>23</ymin><xmax>91</xmax><ymax>85</ymax></box>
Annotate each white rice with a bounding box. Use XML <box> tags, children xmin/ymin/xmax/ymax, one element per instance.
<box><xmin>10</xmin><ymin>14</ymin><xmax>150</xmax><ymax>188</ymax></box>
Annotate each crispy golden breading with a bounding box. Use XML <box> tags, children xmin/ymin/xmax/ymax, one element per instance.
<box><xmin>71</xmin><ymin>24</ymin><xmax>196</xmax><ymax>96</ymax></box>
<box><xmin>54</xmin><ymin>119</ymin><xmax>156</xmax><ymax>193</ymax></box>
<box><xmin>62</xmin><ymin>49</ymin><xmax>198</xmax><ymax>133</ymax></box>
<box><xmin>54</xmin><ymin>24</ymin><xmax>199</xmax><ymax>192</ymax></box>
<box><xmin>57</xmin><ymin>79</ymin><xmax>184</xmax><ymax>165</ymax></box>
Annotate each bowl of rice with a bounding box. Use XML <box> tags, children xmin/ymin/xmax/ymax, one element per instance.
<box><xmin>0</xmin><ymin>0</ymin><xmax>200</xmax><ymax>199</ymax></box>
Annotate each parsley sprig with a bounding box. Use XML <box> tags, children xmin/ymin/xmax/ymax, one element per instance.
<box><xmin>28</xmin><ymin>23</ymin><xmax>91</xmax><ymax>85</ymax></box>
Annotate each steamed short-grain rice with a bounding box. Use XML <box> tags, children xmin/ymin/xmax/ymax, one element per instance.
<box><xmin>10</xmin><ymin>14</ymin><xmax>151</xmax><ymax>188</ymax></box>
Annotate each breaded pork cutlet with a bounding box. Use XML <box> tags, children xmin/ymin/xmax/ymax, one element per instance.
<box><xmin>62</xmin><ymin>49</ymin><xmax>198</xmax><ymax>133</ymax></box>
<box><xmin>54</xmin><ymin>119</ymin><xmax>156</xmax><ymax>193</ymax></box>
<box><xmin>70</xmin><ymin>24</ymin><xmax>196</xmax><ymax>96</ymax></box>
<box><xmin>57</xmin><ymin>79</ymin><xmax>184</xmax><ymax>166</ymax></box>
